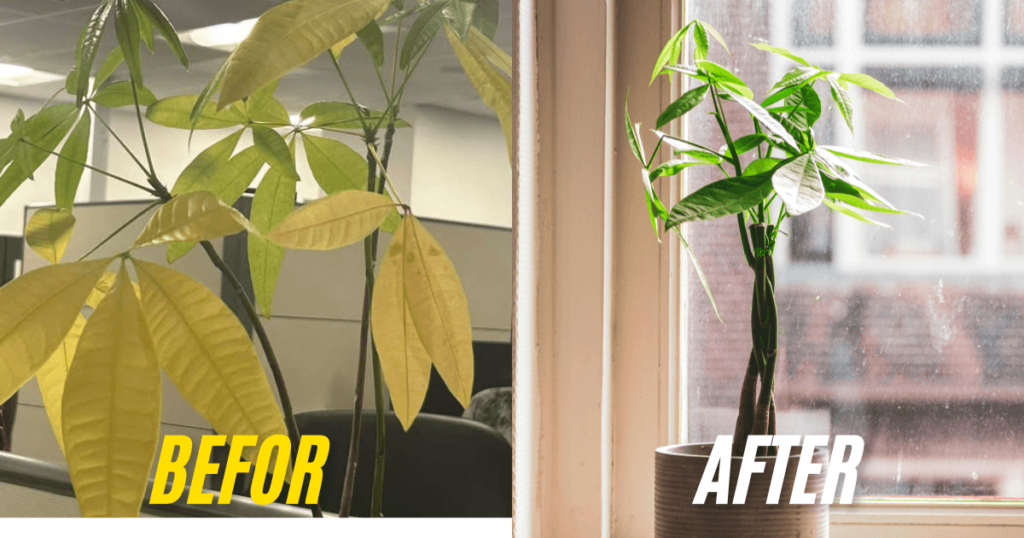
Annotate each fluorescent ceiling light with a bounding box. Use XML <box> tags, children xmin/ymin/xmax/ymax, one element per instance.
<box><xmin>182</xmin><ymin>18</ymin><xmax>258</xmax><ymax>51</ymax></box>
<box><xmin>0</xmin><ymin>63</ymin><xmax>64</xmax><ymax>87</ymax></box>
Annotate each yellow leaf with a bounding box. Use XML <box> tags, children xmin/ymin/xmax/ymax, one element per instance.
<box><xmin>218</xmin><ymin>0</ymin><xmax>390</xmax><ymax>109</ymax></box>
<box><xmin>329</xmin><ymin>34</ymin><xmax>357</xmax><ymax>57</ymax></box>
<box><xmin>329</xmin><ymin>2</ymin><xmax>386</xmax><ymax>56</ymax></box>
<box><xmin>35</xmin><ymin>314</ymin><xmax>86</xmax><ymax>455</ymax></box>
<box><xmin>371</xmin><ymin>219</ymin><xmax>432</xmax><ymax>430</ymax></box>
<box><xmin>26</xmin><ymin>208</ymin><xmax>76</xmax><ymax>265</ymax></box>
<box><xmin>467</xmin><ymin>26</ymin><xmax>512</xmax><ymax>75</ymax></box>
<box><xmin>445</xmin><ymin>26</ymin><xmax>514</xmax><ymax>164</ymax></box>
<box><xmin>133</xmin><ymin>191</ymin><xmax>256</xmax><ymax>249</ymax></box>
<box><xmin>133</xmin><ymin>259</ymin><xmax>288</xmax><ymax>467</ymax></box>
<box><xmin>398</xmin><ymin>216</ymin><xmax>474</xmax><ymax>406</ymax></box>
<box><xmin>62</xmin><ymin>264</ymin><xmax>161</xmax><ymax>517</ymax></box>
<box><xmin>0</xmin><ymin>258</ymin><xmax>111</xmax><ymax>403</ymax></box>
<box><xmin>268</xmin><ymin>190</ymin><xmax>394</xmax><ymax>250</ymax></box>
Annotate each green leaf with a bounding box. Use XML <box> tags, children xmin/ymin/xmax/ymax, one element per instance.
<box><xmin>470</xmin><ymin>0</ymin><xmax>499</xmax><ymax>39</ymax></box>
<box><xmin>56</xmin><ymin>110</ymin><xmax>92</xmax><ymax>210</ymax></box>
<box><xmin>649</xmin><ymin>159</ymin><xmax>703</xmax><ymax>180</ymax></box>
<box><xmin>820</xmin><ymin>145</ymin><xmax>928</xmax><ymax>167</ymax></box>
<box><xmin>815</xmin><ymin>150</ymin><xmax>895</xmax><ymax>209</ymax></box>
<box><xmin>823</xmin><ymin>198</ymin><xmax>893</xmax><ymax>228</ymax></box>
<box><xmin>444</xmin><ymin>1</ymin><xmax>474</xmax><ymax>41</ymax></box>
<box><xmin>693</xmin><ymin>22</ymin><xmax>709</xmax><ymax>61</ymax></box>
<box><xmin>75</xmin><ymin>1</ymin><xmax>114</xmax><ymax>106</ymax></box>
<box><xmin>302</xmin><ymin>134</ymin><xmax>368</xmax><ymax>193</ymax></box>
<box><xmin>784</xmin><ymin>84</ymin><xmax>821</xmax><ymax>130</ymax></box>
<box><xmin>249</xmin><ymin>167</ymin><xmax>295</xmax><ymax>317</ymax></box>
<box><xmin>252</xmin><ymin>125</ymin><xmax>300</xmax><ymax>180</ymax></box>
<box><xmin>4</xmin><ymin>104</ymin><xmax>78</xmax><ymax>196</ymax></box>
<box><xmin>696</xmin><ymin>60</ymin><xmax>748</xmax><ymax>89</ymax></box>
<box><xmin>697</xmin><ymin>20</ymin><xmax>729</xmax><ymax>54</ymax></box>
<box><xmin>148</xmin><ymin>95</ymin><xmax>248</xmax><ymax>130</ymax></box>
<box><xmin>652</xmin><ymin>131</ymin><xmax>724</xmax><ymax>163</ymax></box>
<box><xmin>744</xmin><ymin>157</ymin><xmax>781</xmax><ymax>176</ymax></box>
<box><xmin>674</xmin><ymin>227</ymin><xmax>721</xmax><ymax>322</ymax></box>
<box><xmin>358</xmin><ymin>19</ymin><xmax>386</xmax><ymax>67</ymax></box>
<box><xmin>171</xmin><ymin>129</ymin><xmax>244</xmax><ymax>196</ymax></box>
<box><xmin>651</xmin><ymin>23</ymin><xmax>691</xmax><ymax>85</ymax></box>
<box><xmin>135</xmin><ymin>0</ymin><xmax>155</xmax><ymax>51</ymax></box>
<box><xmin>219</xmin><ymin>0</ymin><xmax>391</xmax><ymax>108</ymax></box>
<box><xmin>93</xmin><ymin>80</ymin><xmax>157</xmax><ymax>108</ymax></box>
<box><xmin>656</xmin><ymin>84</ymin><xmax>709</xmax><ymax>129</ymax></box>
<box><xmin>771</xmin><ymin>66</ymin><xmax>821</xmax><ymax>91</ymax></box>
<box><xmin>639</xmin><ymin>168</ymin><xmax>668</xmax><ymax>239</ymax></box>
<box><xmin>133</xmin><ymin>0</ymin><xmax>189</xmax><ymax>68</ymax></box>
<box><xmin>113</xmin><ymin>0</ymin><xmax>144</xmax><ymax>86</ymax></box>
<box><xmin>749</xmin><ymin>42</ymin><xmax>811</xmax><ymax>67</ymax></box>
<box><xmin>665</xmin><ymin>173</ymin><xmax>774</xmax><ymax>228</ymax></box>
<box><xmin>191</xmin><ymin>56</ymin><xmax>229</xmax><ymax>127</ymax></box>
<box><xmin>838</xmin><ymin>73</ymin><xmax>899</xmax><ymax>100</ymax></box>
<box><xmin>722</xmin><ymin>133</ymin><xmax>768</xmax><ymax>160</ymax></box>
<box><xmin>771</xmin><ymin>153</ymin><xmax>824</xmax><ymax>215</ymax></box>
<box><xmin>828</xmin><ymin>74</ymin><xmax>854</xmax><ymax>134</ymax></box>
<box><xmin>94</xmin><ymin>46</ymin><xmax>125</xmax><ymax>88</ymax></box>
<box><xmin>720</xmin><ymin>86</ymin><xmax>799</xmax><ymax>149</ymax></box>
<box><xmin>401</xmin><ymin>1</ymin><xmax>448</xmax><ymax>69</ymax></box>
<box><xmin>625</xmin><ymin>93</ymin><xmax>644</xmax><ymax>164</ymax></box>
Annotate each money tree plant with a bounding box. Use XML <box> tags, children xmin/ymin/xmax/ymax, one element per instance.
<box><xmin>627</xmin><ymin>21</ymin><xmax>926</xmax><ymax>457</ymax></box>
<box><xmin>0</xmin><ymin>0</ymin><xmax>511</xmax><ymax>519</ymax></box>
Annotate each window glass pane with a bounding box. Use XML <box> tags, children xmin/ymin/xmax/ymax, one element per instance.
<box><xmin>686</xmin><ymin>0</ymin><xmax>1024</xmax><ymax>498</ymax></box>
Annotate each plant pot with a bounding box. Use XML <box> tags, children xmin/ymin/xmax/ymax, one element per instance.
<box><xmin>655</xmin><ymin>443</ymin><xmax>830</xmax><ymax>538</ymax></box>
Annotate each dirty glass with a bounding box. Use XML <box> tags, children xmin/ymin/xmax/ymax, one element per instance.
<box><xmin>685</xmin><ymin>0</ymin><xmax>1024</xmax><ymax>497</ymax></box>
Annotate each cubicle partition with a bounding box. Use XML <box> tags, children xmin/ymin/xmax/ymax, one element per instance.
<box><xmin>11</xmin><ymin>198</ymin><xmax>513</xmax><ymax>474</ymax></box>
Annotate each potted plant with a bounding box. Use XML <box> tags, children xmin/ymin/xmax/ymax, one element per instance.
<box><xmin>0</xmin><ymin>0</ymin><xmax>511</xmax><ymax>518</ymax></box>
<box><xmin>626</xmin><ymin>20</ymin><xmax>925</xmax><ymax>536</ymax></box>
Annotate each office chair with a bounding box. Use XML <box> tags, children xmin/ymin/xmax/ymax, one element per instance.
<box><xmin>286</xmin><ymin>410</ymin><xmax>512</xmax><ymax>517</ymax></box>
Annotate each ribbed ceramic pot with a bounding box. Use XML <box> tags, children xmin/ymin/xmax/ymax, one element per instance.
<box><xmin>655</xmin><ymin>443</ymin><xmax>830</xmax><ymax>538</ymax></box>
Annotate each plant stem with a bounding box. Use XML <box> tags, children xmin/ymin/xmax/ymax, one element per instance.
<box><xmin>77</xmin><ymin>199</ymin><xmax>163</xmax><ymax>261</ymax></box>
<box><xmin>339</xmin><ymin>134</ymin><xmax>379</xmax><ymax>517</ymax></box>
<box><xmin>369</xmin><ymin>121</ymin><xmax>397</xmax><ymax>518</ymax></box>
<box><xmin>130</xmin><ymin>81</ymin><xmax>158</xmax><ymax>185</ymax></box>
<box><xmin>18</xmin><ymin>139</ymin><xmax>158</xmax><ymax>196</ymax></box>
<box><xmin>87</xmin><ymin>102</ymin><xmax>151</xmax><ymax>178</ymax></box>
<box><xmin>198</xmin><ymin>240</ymin><xmax>324</xmax><ymax>518</ymax></box>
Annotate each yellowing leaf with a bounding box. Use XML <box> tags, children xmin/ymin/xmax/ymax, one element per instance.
<box><xmin>268</xmin><ymin>190</ymin><xmax>394</xmax><ymax>250</ymax></box>
<box><xmin>147</xmin><ymin>95</ymin><xmax>248</xmax><ymax>130</ymax></box>
<box><xmin>371</xmin><ymin>219</ymin><xmax>432</xmax><ymax>430</ymax></box>
<box><xmin>62</xmin><ymin>264</ymin><xmax>161</xmax><ymax>517</ymax></box>
<box><xmin>218</xmin><ymin>0</ymin><xmax>391</xmax><ymax>109</ymax></box>
<box><xmin>26</xmin><ymin>208</ymin><xmax>76</xmax><ymax>265</ymax></box>
<box><xmin>249</xmin><ymin>167</ymin><xmax>295</xmax><ymax>317</ymax></box>
<box><xmin>398</xmin><ymin>216</ymin><xmax>474</xmax><ymax>406</ymax></box>
<box><xmin>133</xmin><ymin>191</ymin><xmax>255</xmax><ymax>249</ymax></box>
<box><xmin>0</xmin><ymin>258</ymin><xmax>111</xmax><ymax>403</ymax></box>
<box><xmin>35</xmin><ymin>314</ymin><xmax>86</xmax><ymax>455</ymax></box>
<box><xmin>329</xmin><ymin>2</ymin><xmax>386</xmax><ymax>57</ymax></box>
<box><xmin>134</xmin><ymin>260</ymin><xmax>288</xmax><ymax>467</ymax></box>
<box><xmin>170</xmin><ymin>129</ymin><xmax>244</xmax><ymax>196</ymax></box>
<box><xmin>446</xmin><ymin>26</ymin><xmax>514</xmax><ymax>164</ymax></box>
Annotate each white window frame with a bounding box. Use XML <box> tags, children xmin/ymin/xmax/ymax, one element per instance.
<box><xmin>513</xmin><ymin>1</ymin><xmax>1024</xmax><ymax>536</ymax></box>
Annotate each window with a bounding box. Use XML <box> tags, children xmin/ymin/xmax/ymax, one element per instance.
<box><xmin>687</xmin><ymin>0</ymin><xmax>1024</xmax><ymax>499</ymax></box>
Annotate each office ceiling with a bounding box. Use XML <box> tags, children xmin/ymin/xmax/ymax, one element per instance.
<box><xmin>0</xmin><ymin>0</ymin><xmax>515</xmax><ymax>117</ymax></box>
